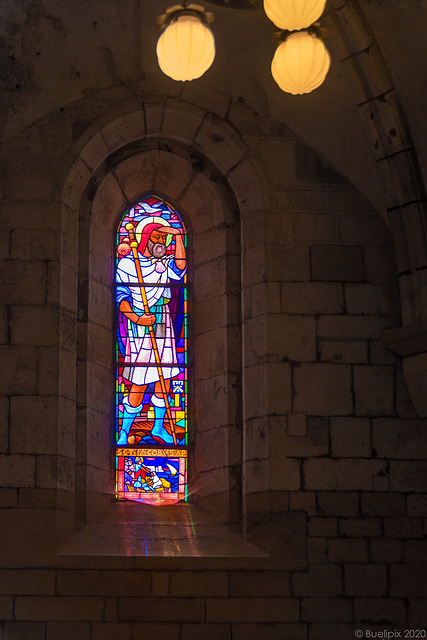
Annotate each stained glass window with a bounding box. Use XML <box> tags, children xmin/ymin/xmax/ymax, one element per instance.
<box><xmin>115</xmin><ymin>196</ymin><xmax>188</xmax><ymax>504</ymax></box>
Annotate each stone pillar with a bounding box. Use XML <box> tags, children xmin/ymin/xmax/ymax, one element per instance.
<box><xmin>384</xmin><ymin>323</ymin><xmax>427</xmax><ymax>417</ymax></box>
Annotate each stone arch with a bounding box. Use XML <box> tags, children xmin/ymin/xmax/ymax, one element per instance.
<box><xmin>59</xmin><ymin>99</ymin><xmax>269</xmax><ymax>526</ymax></box>
<box><xmin>326</xmin><ymin>0</ymin><xmax>427</xmax><ymax>415</ymax></box>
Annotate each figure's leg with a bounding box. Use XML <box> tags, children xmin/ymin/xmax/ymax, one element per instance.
<box><xmin>117</xmin><ymin>383</ymin><xmax>146</xmax><ymax>445</ymax></box>
<box><xmin>155</xmin><ymin>379</ymin><xmax>170</xmax><ymax>398</ymax></box>
<box><xmin>129</xmin><ymin>384</ymin><xmax>147</xmax><ymax>408</ymax></box>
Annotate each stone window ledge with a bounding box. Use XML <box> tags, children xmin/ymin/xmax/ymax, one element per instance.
<box><xmin>59</xmin><ymin>503</ymin><xmax>267</xmax><ymax>559</ymax></box>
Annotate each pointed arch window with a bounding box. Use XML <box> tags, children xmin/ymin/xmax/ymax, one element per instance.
<box><xmin>115</xmin><ymin>196</ymin><xmax>188</xmax><ymax>504</ymax></box>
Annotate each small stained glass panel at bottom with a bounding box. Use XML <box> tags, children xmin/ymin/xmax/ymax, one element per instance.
<box><xmin>116</xmin><ymin>448</ymin><xmax>187</xmax><ymax>504</ymax></box>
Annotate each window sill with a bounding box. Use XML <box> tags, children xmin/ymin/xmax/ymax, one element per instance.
<box><xmin>59</xmin><ymin>502</ymin><xmax>268</xmax><ymax>558</ymax></box>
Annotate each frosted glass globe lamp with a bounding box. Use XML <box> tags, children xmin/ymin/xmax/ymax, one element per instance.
<box><xmin>264</xmin><ymin>0</ymin><xmax>327</xmax><ymax>31</ymax></box>
<box><xmin>156</xmin><ymin>7</ymin><xmax>215</xmax><ymax>82</ymax></box>
<box><xmin>271</xmin><ymin>30</ymin><xmax>330</xmax><ymax>95</ymax></box>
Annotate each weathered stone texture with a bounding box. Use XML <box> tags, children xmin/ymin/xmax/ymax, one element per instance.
<box><xmin>268</xmin><ymin>315</ymin><xmax>317</xmax><ymax>362</ymax></box>
<box><xmin>319</xmin><ymin>338</ymin><xmax>368</xmax><ymax>363</ymax></box>
<box><xmin>407</xmin><ymin>494</ymin><xmax>427</xmax><ymax>516</ymax></box>
<box><xmin>170</xmin><ymin>572</ymin><xmax>223</xmax><ymax>599</ymax></box>
<box><xmin>345</xmin><ymin>564</ymin><xmax>388</xmax><ymax>596</ymax></box>
<box><xmin>206</xmin><ymin>597</ymin><xmax>299</xmax><ymax>623</ymax></box>
<box><xmin>311</xmin><ymin>244</ymin><xmax>364</xmax><ymax>281</ymax></box>
<box><xmin>9</xmin><ymin>396</ymin><xmax>58</xmax><ymax>455</ymax></box>
<box><xmin>293</xmin><ymin>364</ymin><xmax>353</xmax><ymax>415</ymax></box>
<box><xmin>56</xmin><ymin>571</ymin><xmax>151</xmax><ymax>597</ymax></box>
<box><xmin>2</xmin><ymin>621</ymin><xmax>46</xmax><ymax>640</ymax></box>
<box><xmin>336</xmin><ymin>213</ymin><xmax>389</xmax><ymax>244</ymax></box>
<box><xmin>361</xmin><ymin>492</ymin><xmax>406</xmax><ymax>516</ymax></box>
<box><xmin>384</xmin><ymin>517</ymin><xmax>424</xmax><ymax>539</ymax></box>
<box><xmin>194</xmin><ymin>258</ymin><xmax>227</xmax><ymax>302</ymax></box>
<box><xmin>276</xmin><ymin>188</ymin><xmax>327</xmax><ymax>212</ymax></box>
<box><xmin>196</xmin><ymin>427</ymin><xmax>232</xmax><ymax>473</ymax></box>
<box><xmin>364</xmin><ymin>246</ymin><xmax>398</xmax><ymax>283</ymax></box>
<box><xmin>119</xmin><ymin>598</ymin><xmax>204</xmax><ymax>623</ymax></box>
<box><xmin>317</xmin><ymin>314</ymin><xmax>395</xmax><ymax>339</ymax></box>
<box><xmin>0</xmin><ymin>261</ymin><xmax>46</xmax><ymax>305</ymax></box>
<box><xmin>297</xmin><ymin>212</ymin><xmax>335</xmax><ymax>243</ymax></box>
<box><xmin>353</xmin><ymin>365</ymin><xmax>394</xmax><ymax>416</ymax></box>
<box><xmin>370</xmin><ymin>539</ymin><xmax>403</xmax><ymax>563</ymax></box>
<box><xmin>272</xmin><ymin>415</ymin><xmax>329</xmax><ymax>458</ymax></box>
<box><xmin>391</xmin><ymin>565</ymin><xmax>427</xmax><ymax>597</ymax></box>
<box><xmin>0</xmin><ymin>346</ymin><xmax>39</xmax><ymax>396</ymax></box>
<box><xmin>289</xmin><ymin>491</ymin><xmax>316</xmax><ymax>515</ymax></box>
<box><xmin>12</xmin><ymin>306</ymin><xmax>59</xmax><ymax>347</ymax></box>
<box><xmin>182</xmin><ymin>623</ymin><xmax>229</xmax><ymax>640</ymax></box>
<box><xmin>194</xmin><ymin>115</ymin><xmax>247</xmax><ymax>173</ymax></box>
<box><xmin>287</xmin><ymin>412</ymin><xmax>307</xmax><ymax>437</ymax></box>
<box><xmin>353</xmin><ymin>598</ymin><xmax>407</xmax><ymax>624</ymax></box>
<box><xmin>292</xmin><ymin>565</ymin><xmax>342</xmax><ymax>597</ymax></box>
<box><xmin>301</xmin><ymin>597</ymin><xmax>352</xmax><ymax>622</ymax></box>
<box><xmin>345</xmin><ymin>283</ymin><xmax>397</xmax><ymax>315</ymax></box>
<box><xmin>307</xmin><ymin>538</ymin><xmax>328</xmax><ymax>564</ymax></box>
<box><xmin>308</xmin><ymin>517</ymin><xmax>339</xmax><ymax>537</ymax></box>
<box><xmin>390</xmin><ymin>461</ymin><xmax>427</xmax><ymax>492</ymax></box>
<box><xmin>0</xmin><ymin>22</ymin><xmax>425</xmax><ymax>635</ymax></box>
<box><xmin>0</xmin><ymin>398</ymin><xmax>9</xmax><ymax>453</ymax></box>
<box><xmin>249</xmin><ymin>282</ymin><xmax>281</xmax><ymax>317</ymax></box>
<box><xmin>0</xmin><ymin>488</ymin><xmax>17</xmax><ymax>507</ymax></box>
<box><xmin>0</xmin><ymin>305</ymin><xmax>7</xmax><ymax>345</ymax></box>
<box><xmin>317</xmin><ymin>491</ymin><xmax>360</xmax><ymax>517</ymax></box>
<box><xmin>245</xmin><ymin>362</ymin><xmax>292</xmax><ymax>419</ymax></box>
<box><xmin>47</xmin><ymin>622</ymin><xmax>91</xmax><ymax>640</ymax></box>
<box><xmin>230</xmin><ymin>572</ymin><xmax>290</xmax><ymax>598</ymax></box>
<box><xmin>404</xmin><ymin>540</ymin><xmax>427</xmax><ymax>563</ymax></box>
<box><xmin>258</xmin><ymin>139</ymin><xmax>296</xmax><ymax>187</ymax></box>
<box><xmin>0</xmin><ymin>570</ymin><xmax>55</xmax><ymax>595</ymax></box>
<box><xmin>231</xmin><ymin>622</ymin><xmax>307</xmax><ymax>640</ymax></box>
<box><xmin>15</xmin><ymin>596</ymin><xmax>104</xmax><ymax>621</ymax></box>
<box><xmin>270</xmin><ymin>457</ymin><xmax>301</xmax><ymax>491</ymax></box>
<box><xmin>36</xmin><ymin>454</ymin><xmax>74</xmax><ymax>491</ymax></box>
<box><xmin>373</xmin><ymin>419</ymin><xmax>427</xmax><ymax>458</ymax></box>
<box><xmin>329</xmin><ymin>538</ymin><xmax>370</xmax><ymax>563</ymax></box>
<box><xmin>304</xmin><ymin>459</ymin><xmax>387</xmax><ymax>490</ymax></box>
<box><xmin>339</xmin><ymin>517</ymin><xmax>383</xmax><ymax>538</ymax></box>
<box><xmin>281</xmin><ymin>283</ymin><xmax>344</xmax><ymax>315</ymax></box>
<box><xmin>330</xmin><ymin>417</ymin><xmax>371</xmax><ymax>457</ymax></box>
<box><xmin>0</xmin><ymin>454</ymin><xmax>35</xmax><ymax>487</ymax></box>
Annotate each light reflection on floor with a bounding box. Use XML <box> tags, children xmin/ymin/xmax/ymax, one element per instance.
<box><xmin>60</xmin><ymin>503</ymin><xmax>266</xmax><ymax>558</ymax></box>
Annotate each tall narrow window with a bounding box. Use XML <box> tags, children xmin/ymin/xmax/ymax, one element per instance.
<box><xmin>115</xmin><ymin>196</ymin><xmax>188</xmax><ymax>504</ymax></box>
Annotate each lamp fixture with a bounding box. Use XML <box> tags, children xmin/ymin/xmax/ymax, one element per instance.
<box><xmin>156</xmin><ymin>4</ymin><xmax>216</xmax><ymax>82</ymax></box>
<box><xmin>265</xmin><ymin>0</ymin><xmax>330</xmax><ymax>94</ymax></box>
<box><xmin>263</xmin><ymin>0</ymin><xmax>327</xmax><ymax>31</ymax></box>
<box><xmin>209</xmin><ymin>0</ymin><xmax>262</xmax><ymax>6</ymax></box>
<box><xmin>271</xmin><ymin>29</ymin><xmax>330</xmax><ymax>95</ymax></box>
<box><xmin>156</xmin><ymin>0</ymin><xmax>331</xmax><ymax>95</ymax></box>
<box><xmin>205</xmin><ymin>0</ymin><xmax>259</xmax><ymax>7</ymax></box>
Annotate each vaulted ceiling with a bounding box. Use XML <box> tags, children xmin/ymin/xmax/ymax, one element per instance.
<box><xmin>1</xmin><ymin>0</ymin><xmax>426</xmax><ymax>216</ymax></box>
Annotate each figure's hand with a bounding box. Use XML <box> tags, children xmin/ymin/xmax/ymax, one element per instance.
<box><xmin>157</xmin><ymin>226</ymin><xmax>183</xmax><ymax>235</ymax></box>
<box><xmin>136</xmin><ymin>314</ymin><xmax>156</xmax><ymax>326</ymax></box>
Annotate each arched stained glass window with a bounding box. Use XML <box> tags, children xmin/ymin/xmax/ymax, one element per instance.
<box><xmin>115</xmin><ymin>196</ymin><xmax>188</xmax><ymax>504</ymax></box>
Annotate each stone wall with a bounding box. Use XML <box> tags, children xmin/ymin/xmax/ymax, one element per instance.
<box><xmin>1</xmin><ymin>93</ymin><xmax>425</xmax><ymax>639</ymax></box>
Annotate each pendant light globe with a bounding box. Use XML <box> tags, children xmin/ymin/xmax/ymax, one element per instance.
<box><xmin>264</xmin><ymin>0</ymin><xmax>327</xmax><ymax>31</ymax></box>
<box><xmin>156</xmin><ymin>13</ymin><xmax>216</xmax><ymax>82</ymax></box>
<box><xmin>271</xmin><ymin>30</ymin><xmax>331</xmax><ymax>95</ymax></box>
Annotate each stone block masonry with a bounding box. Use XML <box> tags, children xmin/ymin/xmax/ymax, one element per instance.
<box><xmin>0</xmin><ymin>65</ymin><xmax>425</xmax><ymax>640</ymax></box>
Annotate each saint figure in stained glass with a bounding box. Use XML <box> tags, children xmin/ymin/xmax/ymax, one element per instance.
<box><xmin>115</xmin><ymin>196</ymin><xmax>188</xmax><ymax>503</ymax></box>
